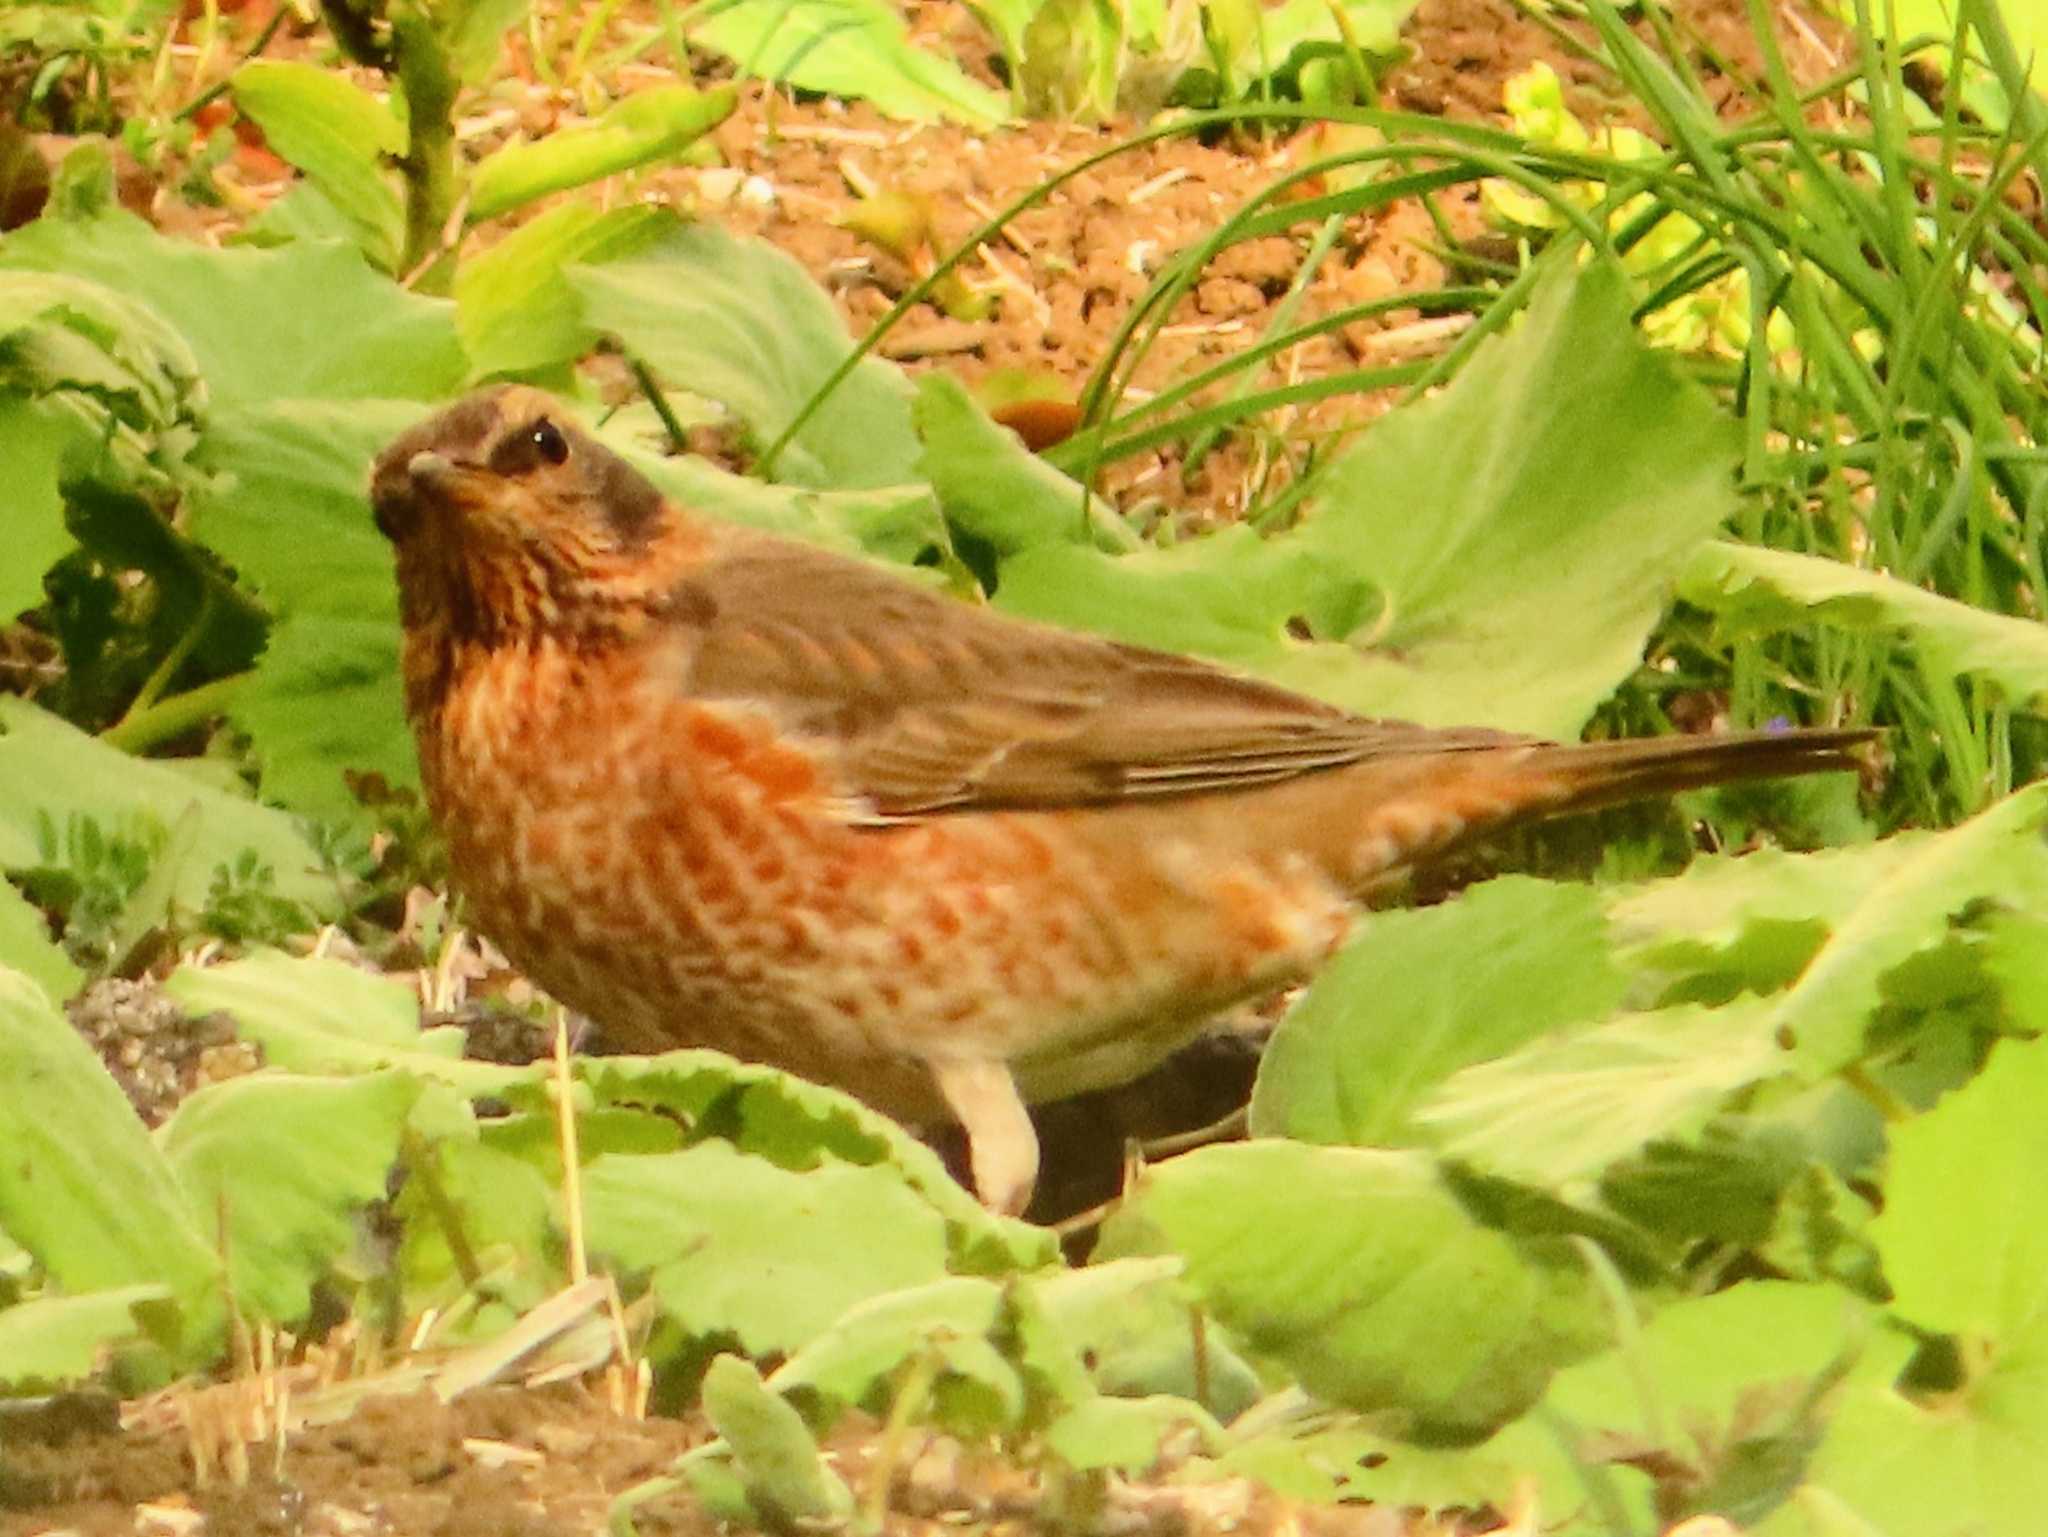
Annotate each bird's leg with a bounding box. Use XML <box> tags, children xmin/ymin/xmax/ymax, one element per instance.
<box><xmin>930</xmin><ymin>1058</ymin><xmax>1039</xmax><ymax>1216</ymax></box>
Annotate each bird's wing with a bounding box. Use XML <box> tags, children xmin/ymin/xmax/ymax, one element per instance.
<box><xmin>660</xmin><ymin>532</ymin><xmax>1532</xmax><ymax>818</ymax></box>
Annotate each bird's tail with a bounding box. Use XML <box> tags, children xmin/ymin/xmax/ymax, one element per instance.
<box><xmin>1340</xmin><ymin>725</ymin><xmax>1879</xmax><ymax>893</ymax></box>
<box><xmin>1516</xmin><ymin>725</ymin><xmax>1880</xmax><ymax>813</ymax></box>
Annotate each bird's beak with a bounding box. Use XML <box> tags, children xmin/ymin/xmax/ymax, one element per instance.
<box><xmin>370</xmin><ymin>450</ymin><xmax>481</xmax><ymax>543</ymax></box>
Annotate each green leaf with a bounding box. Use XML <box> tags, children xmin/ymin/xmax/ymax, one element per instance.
<box><xmin>0</xmin><ymin>1284</ymin><xmax>171</xmax><ymax>1389</ymax></box>
<box><xmin>191</xmin><ymin>399</ymin><xmax>425</xmax><ymax>814</ymax></box>
<box><xmin>0</xmin><ymin>696</ymin><xmax>338</xmax><ymax>920</ymax></box>
<box><xmin>1791</xmin><ymin>1036</ymin><xmax>2048</xmax><ymax>1535</ymax></box>
<box><xmin>1680</xmin><ymin>540</ymin><xmax>2048</xmax><ymax>712</ymax></box>
<box><xmin>1043</xmin><ymin>1394</ymin><xmax>1224</xmax><ymax>1472</ymax></box>
<box><xmin>626</xmin><ymin>441</ymin><xmax>949</xmax><ymax>565</ymax></box>
<box><xmin>913</xmin><ymin>372</ymin><xmax>1138</xmax><ymax>555</ymax></box>
<box><xmin>159</xmin><ymin>1070</ymin><xmax>419</xmax><ymax>1325</ymax></box>
<box><xmin>0</xmin><ymin>966</ymin><xmax>222</xmax><ymax>1350</ymax></box>
<box><xmin>581</xmin><ymin>1142</ymin><xmax>949</xmax><ymax>1355</ymax></box>
<box><xmin>1768</xmin><ymin>782</ymin><xmax>2048</xmax><ymax>1078</ymax></box>
<box><xmin>700</xmin><ymin>1354</ymin><xmax>856</xmax><ymax>1524</ymax></box>
<box><xmin>1031</xmin><ymin>1256</ymin><xmax>1260</xmax><ymax>1412</ymax></box>
<box><xmin>162</xmin><ymin>950</ymin><xmax>531</xmax><ymax>1096</ymax></box>
<box><xmin>690</xmin><ymin>0</ymin><xmax>1009</xmax><ymax>126</ymax></box>
<box><xmin>0</xmin><ymin>878</ymin><xmax>81</xmax><ymax>1003</ymax></box>
<box><xmin>230</xmin><ymin>60</ymin><xmax>404</xmax><ymax>271</ymax></box>
<box><xmin>1001</xmin><ymin>259</ymin><xmax>1740</xmax><ymax>736</ymax></box>
<box><xmin>1603</xmin><ymin>838</ymin><xmax>1925</xmax><ymax>990</ymax></box>
<box><xmin>0</xmin><ymin>211</ymin><xmax>465</xmax><ymax>405</ymax></box>
<box><xmin>468</xmin><ymin>85</ymin><xmax>736</xmax><ymax>224</ymax></box>
<box><xmin>453</xmin><ymin>199</ymin><xmax>671</xmax><ymax>378</ymax></box>
<box><xmin>1876</xmin><ymin>1034</ymin><xmax>2048</xmax><ymax>1342</ymax></box>
<box><xmin>1417</xmin><ymin>1001</ymin><xmax>1788</xmax><ymax>1192</ymax></box>
<box><xmin>573</xmin><ymin>1052</ymin><xmax>1055</xmax><ymax>1272</ymax></box>
<box><xmin>0</xmin><ymin>394</ymin><xmax>82</xmax><ymax>619</ymax></box>
<box><xmin>1099</xmin><ymin>1140</ymin><xmax>1607</xmax><ymax>1441</ymax></box>
<box><xmin>770</xmin><ymin>1275</ymin><xmax>1026</xmax><ymax>1430</ymax></box>
<box><xmin>1250</xmin><ymin>878</ymin><xmax>1627</xmax><ymax>1146</ymax></box>
<box><xmin>568</xmin><ymin>222</ymin><xmax>923</xmax><ymax>490</ymax></box>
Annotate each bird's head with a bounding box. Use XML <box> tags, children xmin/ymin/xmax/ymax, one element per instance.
<box><xmin>370</xmin><ymin>385</ymin><xmax>678</xmax><ymax>641</ymax></box>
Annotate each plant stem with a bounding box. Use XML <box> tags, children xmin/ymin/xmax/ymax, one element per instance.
<box><xmin>100</xmin><ymin>673</ymin><xmax>251</xmax><ymax>755</ymax></box>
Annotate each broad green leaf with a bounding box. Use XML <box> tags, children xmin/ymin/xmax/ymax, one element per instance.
<box><xmin>0</xmin><ymin>268</ymin><xmax>200</xmax><ymax>422</ymax></box>
<box><xmin>0</xmin><ymin>966</ymin><xmax>221</xmax><ymax>1349</ymax></box>
<box><xmin>771</xmin><ymin>1275</ymin><xmax>1005</xmax><ymax>1407</ymax></box>
<box><xmin>1680</xmin><ymin>540</ymin><xmax>2048</xmax><ymax>712</ymax></box>
<box><xmin>1099</xmin><ymin>1140</ymin><xmax>1607</xmax><ymax>1440</ymax></box>
<box><xmin>0</xmin><ymin>1284</ymin><xmax>171</xmax><ymax>1389</ymax></box>
<box><xmin>159</xmin><ymin>1070</ymin><xmax>419</xmax><ymax>1325</ymax></box>
<box><xmin>191</xmin><ymin>399</ymin><xmax>426</xmax><ymax>813</ymax></box>
<box><xmin>1250</xmin><ymin>878</ymin><xmax>1627</xmax><ymax>1146</ymax></box>
<box><xmin>231</xmin><ymin>61</ymin><xmax>404</xmax><ymax>271</ymax></box>
<box><xmin>1791</xmin><ymin>1037</ymin><xmax>2048</xmax><ymax>1535</ymax></box>
<box><xmin>0</xmin><ymin>696</ymin><xmax>338</xmax><ymax>920</ymax></box>
<box><xmin>0</xmin><ymin>395</ymin><xmax>82</xmax><ymax>618</ymax></box>
<box><xmin>626</xmin><ymin>441</ymin><xmax>949</xmax><ymax>565</ymax></box>
<box><xmin>1602</xmin><ymin>838</ymin><xmax>1924</xmax><ymax>986</ymax></box>
<box><xmin>0</xmin><ymin>212</ymin><xmax>465</xmax><ymax>404</ymax></box>
<box><xmin>1768</xmin><ymin>782</ymin><xmax>2048</xmax><ymax>1078</ymax></box>
<box><xmin>573</xmin><ymin>1053</ymin><xmax>1055</xmax><ymax>1271</ymax></box>
<box><xmin>1412</xmin><ymin>789</ymin><xmax>2048</xmax><ymax>1186</ymax></box>
<box><xmin>454</xmin><ymin>199</ymin><xmax>671</xmax><ymax>378</ymax></box>
<box><xmin>581</xmin><ymin>1142</ymin><xmax>949</xmax><ymax>1355</ymax></box>
<box><xmin>1001</xmin><ymin>260</ymin><xmax>1739</xmax><ymax>736</ymax></box>
<box><xmin>1416</xmin><ymin>1002</ymin><xmax>1787</xmax><ymax>1191</ymax></box>
<box><xmin>1875</xmin><ymin>1034</ymin><xmax>2048</xmax><ymax>1341</ymax></box>
<box><xmin>162</xmin><ymin>950</ymin><xmax>530</xmax><ymax>1095</ymax></box>
<box><xmin>691</xmin><ymin>0</ymin><xmax>1009</xmax><ymax>126</ymax></box>
<box><xmin>569</xmin><ymin>222</ymin><xmax>923</xmax><ymax>490</ymax></box>
<box><xmin>700</xmin><ymin>1354</ymin><xmax>855</xmax><ymax>1523</ymax></box>
<box><xmin>913</xmin><ymin>372</ymin><xmax>1138</xmax><ymax>554</ymax></box>
<box><xmin>468</xmin><ymin>85</ymin><xmax>736</xmax><ymax>224</ymax></box>
<box><xmin>1032</xmin><ymin>1256</ymin><xmax>1260</xmax><ymax>1412</ymax></box>
<box><xmin>0</xmin><ymin>880</ymin><xmax>80</xmax><ymax>1002</ymax></box>
<box><xmin>1043</xmin><ymin>1394</ymin><xmax>1224</xmax><ymax>1472</ymax></box>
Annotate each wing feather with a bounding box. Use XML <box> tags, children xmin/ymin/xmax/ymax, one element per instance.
<box><xmin>663</xmin><ymin>531</ymin><xmax>1531</xmax><ymax>817</ymax></box>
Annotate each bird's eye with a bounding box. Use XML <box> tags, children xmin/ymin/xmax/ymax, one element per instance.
<box><xmin>529</xmin><ymin>418</ymin><xmax>569</xmax><ymax>466</ymax></box>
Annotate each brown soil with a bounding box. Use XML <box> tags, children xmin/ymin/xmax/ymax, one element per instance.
<box><xmin>5</xmin><ymin>0</ymin><xmax>1851</xmax><ymax>1531</ymax></box>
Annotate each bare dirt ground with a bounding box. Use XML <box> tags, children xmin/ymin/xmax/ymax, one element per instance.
<box><xmin>1</xmin><ymin>2</ymin><xmax>1845</xmax><ymax>1531</ymax></box>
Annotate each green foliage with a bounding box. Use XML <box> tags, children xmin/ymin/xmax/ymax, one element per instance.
<box><xmin>686</xmin><ymin>0</ymin><xmax>1007</xmax><ymax>126</ymax></box>
<box><xmin>3</xmin><ymin>5</ymin><xmax>2048</xmax><ymax>1528</ymax></box>
<box><xmin>1006</xmin><ymin>259</ymin><xmax>1740</xmax><ymax>736</ymax></box>
<box><xmin>230</xmin><ymin>0</ymin><xmax>733</xmax><ymax>284</ymax></box>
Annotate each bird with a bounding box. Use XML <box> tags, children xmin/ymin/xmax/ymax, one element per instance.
<box><xmin>369</xmin><ymin>384</ymin><xmax>1875</xmax><ymax>1215</ymax></box>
